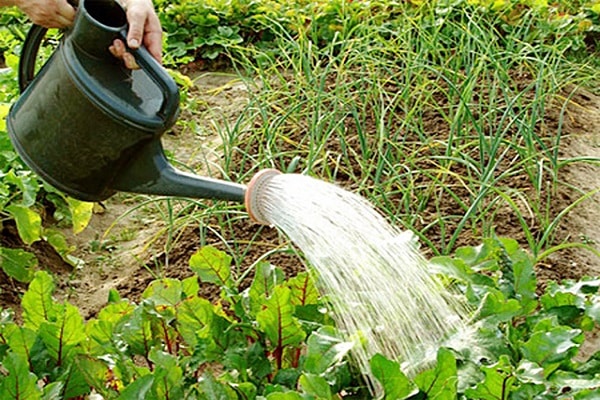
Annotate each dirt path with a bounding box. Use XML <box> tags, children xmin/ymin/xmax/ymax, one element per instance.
<box><xmin>539</xmin><ymin>89</ymin><xmax>600</xmax><ymax>282</ymax></box>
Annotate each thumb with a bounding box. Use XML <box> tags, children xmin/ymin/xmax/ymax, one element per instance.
<box><xmin>125</xmin><ymin>9</ymin><xmax>145</xmax><ymax>48</ymax></box>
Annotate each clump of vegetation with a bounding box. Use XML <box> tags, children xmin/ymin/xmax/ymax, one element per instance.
<box><xmin>0</xmin><ymin>241</ymin><xmax>597</xmax><ymax>398</ymax></box>
<box><xmin>151</xmin><ymin>0</ymin><xmax>600</xmax><ymax>66</ymax></box>
<box><xmin>0</xmin><ymin>0</ymin><xmax>599</xmax><ymax>398</ymax></box>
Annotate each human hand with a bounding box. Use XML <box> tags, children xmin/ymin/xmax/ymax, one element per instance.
<box><xmin>108</xmin><ymin>0</ymin><xmax>162</xmax><ymax>68</ymax></box>
<box><xmin>10</xmin><ymin>0</ymin><xmax>76</xmax><ymax>28</ymax></box>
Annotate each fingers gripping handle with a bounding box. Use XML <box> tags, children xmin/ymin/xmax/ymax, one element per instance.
<box><xmin>119</xmin><ymin>29</ymin><xmax>180</xmax><ymax>127</ymax></box>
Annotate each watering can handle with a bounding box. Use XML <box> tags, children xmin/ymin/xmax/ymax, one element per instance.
<box><xmin>18</xmin><ymin>24</ymin><xmax>47</xmax><ymax>92</ymax></box>
<box><xmin>18</xmin><ymin>24</ymin><xmax>179</xmax><ymax>126</ymax></box>
<box><xmin>18</xmin><ymin>0</ymin><xmax>78</xmax><ymax>92</ymax></box>
<box><xmin>119</xmin><ymin>29</ymin><xmax>180</xmax><ymax>125</ymax></box>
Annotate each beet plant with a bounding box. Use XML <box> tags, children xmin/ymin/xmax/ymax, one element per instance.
<box><xmin>0</xmin><ymin>238</ymin><xmax>597</xmax><ymax>399</ymax></box>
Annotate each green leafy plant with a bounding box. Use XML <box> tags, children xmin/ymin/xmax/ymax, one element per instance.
<box><xmin>0</xmin><ymin>241</ymin><xmax>597</xmax><ymax>398</ymax></box>
<box><xmin>0</xmin><ymin>246</ymin><xmax>361</xmax><ymax>398</ymax></box>
<box><xmin>0</xmin><ymin>50</ymin><xmax>93</xmax><ymax>281</ymax></box>
<box><xmin>0</xmin><ymin>1</ymin><xmax>598</xmax><ymax>397</ymax></box>
<box><xmin>152</xmin><ymin>0</ymin><xmax>600</xmax><ymax>66</ymax></box>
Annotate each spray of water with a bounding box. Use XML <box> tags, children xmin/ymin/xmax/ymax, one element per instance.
<box><xmin>246</xmin><ymin>171</ymin><xmax>473</xmax><ymax>392</ymax></box>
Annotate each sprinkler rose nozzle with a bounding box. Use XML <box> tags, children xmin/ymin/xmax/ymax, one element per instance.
<box><xmin>244</xmin><ymin>168</ymin><xmax>282</xmax><ymax>225</ymax></box>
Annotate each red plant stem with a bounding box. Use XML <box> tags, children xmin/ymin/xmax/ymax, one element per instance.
<box><xmin>274</xmin><ymin>345</ymin><xmax>283</xmax><ymax>370</ymax></box>
<box><xmin>292</xmin><ymin>348</ymin><xmax>301</xmax><ymax>368</ymax></box>
<box><xmin>162</xmin><ymin>320</ymin><xmax>173</xmax><ymax>354</ymax></box>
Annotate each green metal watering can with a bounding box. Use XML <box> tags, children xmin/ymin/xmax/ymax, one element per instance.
<box><xmin>7</xmin><ymin>0</ymin><xmax>245</xmax><ymax>203</ymax></box>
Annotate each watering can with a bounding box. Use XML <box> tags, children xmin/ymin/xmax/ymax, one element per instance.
<box><xmin>6</xmin><ymin>0</ymin><xmax>246</xmax><ymax>203</ymax></box>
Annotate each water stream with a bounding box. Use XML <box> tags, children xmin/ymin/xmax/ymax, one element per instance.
<box><xmin>251</xmin><ymin>172</ymin><xmax>473</xmax><ymax>392</ymax></box>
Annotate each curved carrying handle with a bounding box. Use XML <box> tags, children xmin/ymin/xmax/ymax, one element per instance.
<box><xmin>18</xmin><ymin>0</ymin><xmax>77</xmax><ymax>92</ymax></box>
<box><xmin>17</xmin><ymin>22</ymin><xmax>179</xmax><ymax>128</ymax></box>
<box><xmin>119</xmin><ymin>29</ymin><xmax>180</xmax><ymax>125</ymax></box>
<box><xmin>18</xmin><ymin>24</ymin><xmax>48</xmax><ymax>92</ymax></box>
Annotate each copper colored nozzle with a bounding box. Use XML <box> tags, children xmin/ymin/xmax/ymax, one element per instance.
<box><xmin>245</xmin><ymin>169</ymin><xmax>282</xmax><ymax>225</ymax></box>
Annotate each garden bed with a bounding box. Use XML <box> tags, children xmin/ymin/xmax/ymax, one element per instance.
<box><xmin>2</xmin><ymin>70</ymin><xmax>599</xmax><ymax>320</ymax></box>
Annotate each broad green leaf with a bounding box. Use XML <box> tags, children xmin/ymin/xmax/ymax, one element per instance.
<box><xmin>256</xmin><ymin>285</ymin><xmax>306</xmax><ymax>350</ymax></box>
<box><xmin>514</xmin><ymin>360</ymin><xmax>545</xmax><ymax>385</ymax></box>
<box><xmin>117</xmin><ymin>374</ymin><xmax>154</xmax><ymax>400</ymax></box>
<box><xmin>230</xmin><ymin>382</ymin><xmax>257</xmax><ymax>399</ymax></box>
<box><xmin>6</xmin><ymin>204</ymin><xmax>42</xmax><ymax>245</ymax></box>
<box><xmin>464</xmin><ymin>355</ymin><xmax>515</xmax><ymax>400</ymax></box>
<box><xmin>65</xmin><ymin>197</ymin><xmax>94</xmax><ymax>234</ymax></box>
<box><xmin>250</xmin><ymin>261</ymin><xmax>285</xmax><ymax>298</ymax></box>
<box><xmin>298</xmin><ymin>373</ymin><xmax>332</xmax><ymax>399</ymax></box>
<box><xmin>266</xmin><ymin>391</ymin><xmax>304</xmax><ymax>399</ymax></box>
<box><xmin>455</xmin><ymin>360</ymin><xmax>485</xmax><ymax>393</ymax></box>
<box><xmin>370</xmin><ymin>354</ymin><xmax>418</xmax><ymax>399</ymax></box>
<box><xmin>520</xmin><ymin>324</ymin><xmax>582</xmax><ymax>368</ymax></box>
<box><xmin>108</xmin><ymin>288</ymin><xmax>121</xmax><ymax>303</ymax></box>
<box><xmin>120</xmin><ymin>307</ymin><xmax>156</xmax><ymax>356</ymax></box>
<box><xmin>508</xmin><ymin>360</ymin><xmax>547</xmax><ymax>399</ymax></box>
<box><xmin>4</xmin><ymin>53</ymin><xmax>19</xmax><ymax>72</ymax></box>
<box><xmin>42</xmin><ymin>382</ymin><xmax>64</xmax><ymax>400</ymax></box>
<box><xmin>4</xmin><ymin>325</ymin><xmax>37</xmax><ymax>362</ymax></box>
<box><xmin>38</xmin><ymin>302</ymin><xmax>86</xmax><ymax>364</ymax></box>
<box><xmin>272</xmin><ymin>368</ymin><xmax>301</xmax><ymax>388</ymax></box>
<box><xmin>189</xmin><ymin>245</ymin><xmax>233</xmax><ymax>287</ymax></box>
<box><xmin>541</xmin><ymin>281</ymin><xmax>585</xmax><ymax>309</ymax></box>
<box><xmin>0</xmin><ymin>247</ymin><xmax>37</xmax><ymax>282</ymax></box>
<box><xmin>142</xmin><ymin>278</ymin><xmax>183</xmax><ymax>305</ymax></box>
<box><xmin>414</xmin><ymin>348</ymin><xmax>458</xmax><ymax>399</ymax></box>
<box><xmin>85</xmin><ymin>301</ymin><xmax>134</xmax><ymax>351</ymax></box>
<box><xmin>574</xmin><ymin>389</ymin><xmax>600</xmax><ymax>400</ymax></box>
<box><xmin>507</xmin><ymin>382</ymin><xmax>546</xmax><ymax>399</ymax></box>
<box><xmin>196</xmin><ymin>372</ymin><xmax>237</xmax><ymax>400</ymax></box>
<box><xmin>248</xmin><ymin>262</ymin><xmax>285</xmax><ymax>314</ymax></box>
<box><xmin>148</xmin><ymin>349</ymin><xmax>184</xmax><ymax>400</ymax></box>
<box><xmin>0</xmin><ymin>103</ymin><xmax>8</xmax><ymax>130</ymax></box>
<box><xmin>304</xmin><ymin>326</ymin><xmax>353</xmax><ymax>375</ymax></box>
<box><xmin>511</xmin><ymin>250</ymin><xmax>537</xmax><ymax>313</ymax></box>
<box><xmin>286</xmin><ymin>272</ymin><xmax>319</xmax><ymax>306</ymax></box>
<box><xmin>576</xmin><ymin>350</ymin><xmax>600</xmax><ymax>376</ymax></box>
<box><xmin>543</xmin><ymin>279</ymin><xmax>600</xmax><ymax>324</ymax></box>
<box><xmin>430</xmin><ymin>255</ymin><xmax>472</xmax><ymax>283</ymax></box>
<box><xmin>454</xmin><ymin>241</ymin><xmax>496</xmax><ymax>271</ymax></box>
<box><xmin>549</xmin><ymin>370</ymin><xmax>600</xmax><ymax>394</ymax></box>
<box><xmin>476</xmin><ymin>289</ymin><xmax>522</xmax><ymax>322</ymax></box>
<box><xmin>58</xmin><ymin>363</ymin><xmax>93</xmax><ymax>399</ymax></box>
<box><xmin>549</xmin><ymin>278</ymin><xmax>599</xmax><ymax>295</ymax></box>
<box><xmin>22</xmin><ymin>271</ymin><xmax>57</xmax><ymax>330</ymax></box>
<box><xmin>182</xmin><ymin>276</ymin><xmax>200</xmax><ymax>297</ymax></box>
<box><xmin>75</xmin><ymin>355</ymin><xmax>119</xmax><ymax>399</ymax></box>
<box><xmin>4</xmin><ymin>170</ymin><xmax>38</xmax><ymax>207</ymax></box>
<box><xmin>44</xmin><ymin>229</ymin><xmax>77</xmax><ymax>265</ymax></box>
<box><xmin>0</xmin><ymin>352</ymin><xmax>42</xmax><ymax>400</ymax></box>
<box><xmin>176</xmin><ymin>295</ymin><xmax>213</xmax><ymax>347</ymax></box>
<box><xmin>248</xmin><ymin>341</ymin><xmax>273</xmax><ymax>381</ymax></box>
<box><xmin>587</xmin><ymin>295</ymin><xmax>600</xmax><ymax>323</ymax></box>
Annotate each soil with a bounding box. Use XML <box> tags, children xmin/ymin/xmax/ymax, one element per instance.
<box><xmin>1</xmin><ymin>68</ymin><xmax>600</xmax><ymax>356</ymax></box>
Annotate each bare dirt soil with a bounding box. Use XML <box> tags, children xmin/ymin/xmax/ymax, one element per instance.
<box><xmin>1</xmin><ymin>71</ymin><xmax>599</xmax><ymax>357</ymax></box>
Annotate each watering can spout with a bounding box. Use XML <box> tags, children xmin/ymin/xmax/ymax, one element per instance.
<box><xmin>111</xmin><ymin>140</ymin><xmax>247</xmax><ymax>203</ymax></box>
